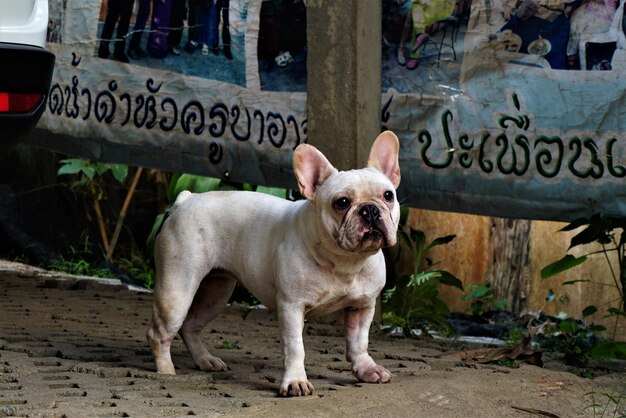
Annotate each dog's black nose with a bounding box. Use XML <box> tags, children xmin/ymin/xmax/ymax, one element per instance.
<box><xmin>359</xmin><ymin>205</ymin><xmax>380</xmax><ymax>224</ymax></box>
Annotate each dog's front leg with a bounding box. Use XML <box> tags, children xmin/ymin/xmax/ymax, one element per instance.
<box><xmin>344</xmin><ymin>305</ymin><xmax>392</xmax><ymax>384</ymax></box>
<box><xmin>277</xmin><ymin>302</ymin><xmax>314</xmax><ymax>396</ymax></box>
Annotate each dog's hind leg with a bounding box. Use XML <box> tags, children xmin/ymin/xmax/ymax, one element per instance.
<box><xmin>147</xmin><ymin>287</ymin><xmax>195</xmax><ymax>374</ymax></box>
<box><xmin>179</xmin><ymin>271</ymin><xmax>237</xmax><ymax>372</ymax></box>
<box><xmin>147</xmin><ymin>258</ymin><xmax>207</xmax><ymax>374</ymax></box>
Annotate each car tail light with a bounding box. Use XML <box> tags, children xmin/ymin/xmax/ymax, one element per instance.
<box><xmin>0</xmin><ymin>92</ymin><xmax>43</xmax><ymax>113</ymax></box>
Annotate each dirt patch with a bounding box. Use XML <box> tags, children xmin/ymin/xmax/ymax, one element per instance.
<box><xmin>0</xmin><ymin>262</ymin><xmax>624</xmax><ymax>417</ymax></box>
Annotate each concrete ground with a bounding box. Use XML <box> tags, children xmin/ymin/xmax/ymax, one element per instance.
<box><xmin>0</xmin><ymin>260</ymin><xmax>624</xmax><ymax>417</ymax></box>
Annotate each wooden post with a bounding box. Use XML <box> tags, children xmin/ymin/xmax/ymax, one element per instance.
<box><xmin>306</xmin><ymin>0</ymin><xmax>383</xmax><ymax>323</ymax></box>
<box><xmin>487</xmin><ymin>218</ymin><xmax>532</xmax><ymax>314</ymax></box>
<box><xmin>306</xmin><ymin>0</ymin><xmax>382</xmax><ymax>169</ymax></box>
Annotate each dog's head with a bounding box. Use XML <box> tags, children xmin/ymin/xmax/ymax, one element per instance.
<box><xmin>293</xmin><ymin>131</ymin><xmax>401</xmax><ymax>255</ymax></box>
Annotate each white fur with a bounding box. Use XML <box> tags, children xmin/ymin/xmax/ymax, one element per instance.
<box><xmin>148</xmin><ymin>131</ymin><xmax>401</xmax><ymax>397</ymax></box>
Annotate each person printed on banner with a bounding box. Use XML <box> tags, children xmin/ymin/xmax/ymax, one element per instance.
<box><xmin>394</xmin><ymin>0</ymin><xmax>414</xmax><ymax>66</ymax></box>
<box><xmin>182</xmin><ymin>0</ymin><xmax>201</xmax><ymax>53</ymax></box>
<box><xmin>500</xmin><ymin>0</ymin><xmax>577</xmax><ymax>69</ymax></box>
<box><xmin>197</xmin><ymin>0</ymin><xmax>232</xmax><ymax>58</ymax></box>
<box><xmin>199</xmin><ymin>0</ymin><xmax>217</xmax><ymax>56</ymax></box>
<box><xmin>169</xmin><ymin>0</ymin><xmax>187</xmax><ymax>55</ymax></box>
<box><xmin>218</xmin><ymin>0</ymin><xmax>233</xmax><ymax>59</ymax></box>
<box><xmin>566</xmin><ymin>0</ymin><xmax>617</xmax><ymax>69</ymax></box>
<box><xmin>258</xmin><ymin>0</ymin><xmax>306</xmax><ymax>68</ymax></box>
<box><xmin>147</xmin><ymin>0</ymin><xmax>173</xmax><ymax>58</ymax></box>
<box><xmin>127</xmin><ymin>0</ymin><xmax>150</xmax><ymax>60</ymax></box>
<box><xmin>98</xmin><ymin>0</ymin><xmax>134</xmax><ymax>63</ymax></box>
<box><xmin>406</xmin><ymin>0</ymin><xmax>456</xmax><ymax>70</ymax></box>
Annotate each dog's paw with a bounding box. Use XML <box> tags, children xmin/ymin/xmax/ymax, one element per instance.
<box><xmin>353</xmin><ymin>364</ymin><xmax>393</xmax><ymax>384</ymax></box>
<box><xmin>196</xmin><ymin>355</ymin><xmax>228</xmax><ymax>372</ymax></box>
<box><xmin>279</xmin><ymin>380</ymin><xmax>315</xmax><ymax>397</ymax></box>
<box><xmin>155</xmin><ymin>363</ymin><xmax>176</xmax><ymax>375</ymax></box>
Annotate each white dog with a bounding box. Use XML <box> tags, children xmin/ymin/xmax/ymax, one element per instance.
<box><xmin>148</xmin><ymin>131</ymin><xmax>401</xmax><ymax>396</ymax></box>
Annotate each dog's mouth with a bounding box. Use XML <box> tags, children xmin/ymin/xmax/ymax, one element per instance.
<box><xmin>360</xmin><ymin>226</ymin><xmax>389</xmax><ymax>250</ymax></box>
<box><xmin>335</xmin><ymin>209</ymin><xmax>398</xmax><ymax>253</ymax></box>
<box><xmin>363</xmin><ymin>228</ymin><xmax>383</xmax><ymax>242</ymax></box>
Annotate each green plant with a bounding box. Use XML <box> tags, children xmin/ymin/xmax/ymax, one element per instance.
<box><xmin>462</xmin><ymin>280</ymin><xmax>508</xmax><ymax>316</ymax></box>
<box><xmin>118</xmin><ymin>252</ymin><xmax>156</xmax><ymax>289</ymax></box>
<box><xmin>383</xmin><ymin>208</ymin><xmax>463</xmax><ymax>336</ymax></box>
<box><xmin>48</xmin><ymin>232</ymin><xmax>108</xmax><ymax>277</ymax></box>
<box><xmin>56</xmin><ymin>160</ymin><xmax>163</xmax><ymax>288</ymax></box>
<box><xmin>541</xmin><ymin>317</ymin><xmax>597</xmax><ymax>369</ymax></box>
<box><xmin>536</xmin><ymin>306</ymin><xmax>626</xmax><ymax>373</ymax></box>
<box><xmin>505</xmin><ymin>327</ymin><xmax>528</xmax><ymax>346</ymax></box>
<box><xmin>496</xmin><ymin>358</ymin><xmax>522</xmax><ymax>369</ymax></box>
<box><xmin>57</xmin><ymin>158</ymin><xmax>130</xmax><ymax>257</ymax></box>
<box><xmin>541</xmin><ymin>215</ymin><xmax>626</xmax><ymax>340</ymax></box>
<box><xmin>48</xmin><ymin>234</ymin><xmax>114</xmax><ymax>278</ymax></box>
<box><xmin>584</xmin><ymin>391</ymin><xmax>626</xmax><ymax>417</ymax></box>
<box><xmin>215</xmin><ymin>340</ymin><xmax>241</xmax><ymax>350</ymax></box>
<box><xmin>49</xmin><ymin>256</ymin><xmax>113</xmax><ymax>278</ymax></box>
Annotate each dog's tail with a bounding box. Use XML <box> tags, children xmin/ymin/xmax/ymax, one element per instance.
<box><xmin>173</xmin><ymin>190</ymin><xmax>192</xmax><ymax>207</ymax></box>
<box><xmin>147</xmin><ymin>190</ymin><xmax>192</xmax><ymax>254</ymax></box>
<box><xmin>151</xmin><ymin>190</ymin><xmax>193</xmax><ymax>246</ymax></box>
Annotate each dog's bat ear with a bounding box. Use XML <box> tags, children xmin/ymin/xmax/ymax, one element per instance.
<box><xmin>293</xmin><ymin>144</ymin><xmax>338</xmax><ymax>200</ymax></box>
<box><xmin>368</xmin><ymin>131</ymin><xmax>401</xmax><ymax>189</ymax></box>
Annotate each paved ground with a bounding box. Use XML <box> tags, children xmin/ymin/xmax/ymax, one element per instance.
<box><xmin>0</xmin><ymin>261</ymin><xmax>624</xmax><ymax>417</ymax></box>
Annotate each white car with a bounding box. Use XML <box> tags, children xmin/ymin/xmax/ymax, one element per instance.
<box><xmin>0</xmin><ymin>0</ymin><xmax>55</xmax><ymax>149</ymax></box>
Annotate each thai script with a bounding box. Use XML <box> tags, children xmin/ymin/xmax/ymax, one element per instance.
<box><xmin>416</xmin><ymin>93</ymin><xmax>625</xmax><ymax>179</ymax></box>
<box><xmin>47</xmin><ymin>56</ymin><xmax>307</xmax><ymax>165</ymax></box>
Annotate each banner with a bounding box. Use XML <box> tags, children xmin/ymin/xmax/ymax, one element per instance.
<box><xmin>33</xmin><ymin>0</ymin><xmax>307</xmax><ymax>189</ymax></box>
<box><xmin>31</xmin><ymin>0</ymin><xmax>626</xmax><ymax>221</ymax></box>
<box><xmin>382</xmin><ymin>0</ymin><xmax>626</xmax><ymax>220</ymax></box>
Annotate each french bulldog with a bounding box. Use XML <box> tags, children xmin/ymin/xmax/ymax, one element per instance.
<box><xmin>148</xmin><ymin>130</ymin><xmax>401</xmax><ymax>397</ymax></box>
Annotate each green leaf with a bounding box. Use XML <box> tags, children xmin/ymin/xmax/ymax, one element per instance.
<box><xmin>81</xmin><ymin>165</ymin><xmax>96</xmax><ymax>180</ymax></box>
<box><xmin>382</xmin><ymin>312</ymin><xmax>407</xmax><ymax>329</ymax></box>
<box><xmin>562</xmin><ymin>279</ymin><xmax>590</xmax><ymax>286</ymax></box>
<box><xmin>58</xmin><ymin>158</ymin><xmax>96</xmax><ymax>179</ymax></box>
<box><xmin>58</xmin><ymin>158</ymin><xmax>87</xmax><ymax>175</ymax></box>
<box><xmin>437</xmin><ymin>271</ymin><xmax>464</xmax><ymax>290</ymax></box>
<box><xmin>541</xmin><ymin>254</ymin><xmax>588</xmax><ymax>280</ymax></box>
<box><xmin>256</xmin><ymin>186</ymin><xmax>287</xmax><ymax>199</ymax></box>
<box><xmin>409</xmin><ymin>228</ymin><xmax>426</xmax><ymax>268</ymax></box>
<box><xmin>558</xmin><ymin>319</ymin><xmax>580</xmax><ymax>334</ymax></box>
<box><xmin>426</xmin><ymin>234</ymin><xmax>456</xmax><ymax>250</ymax></box>
<box><xmin>108</xmin><ymin>164</ymin><xmax>129</xmax><ymax>184</ymax></box>
<box><xmin>494</xmin><ymin>299</ymin><xmax>508</xmax><ymax>310</ymax></box>
<box><xmin>569</xmin><ymin>218</ymin><xmax>612</xmax><ymax>248</ymax></box>
<box><xmin>606</xmin><ymin>308</ymin><xmax>626</xmax><ymax>318</ymax></box>
<box><xmin>559</xmin><ymin>217</ymin><xmax>590</xmax><ymax>232</ymax></box>
<box><xmin>398</xmin><ymin>229</ymin><xmax>412</xmax><ymax>249</ymax></box>
<box><xmin>582</xmin><ymin>305</ymin><xmax>598</xmax><ymax>317</ymax></box>
<box><xmin>167</xmin><ymin>173</ymin><xmax>183</xmax><ymax>203</ymax></box>
<box><xmin>382</xmin><ymin>286</ymin><xmax>396</xmax><ymax>303</ymax></box>
<box><xmin>407</xmin><ymin>271</ymin><xmax>441</xmax><ymax>287</ymax></box>
<box><xmin>172</xmin><ymin>174</ymin><xmax>221</xmax><ymax>200</ymax></box>
<box><xmin>399</xmin><ymin>206</ymin><xmax>410</xmax><ymax>226</ymax></box>
<box><xmin>470</xmin><ymin>300</ymin><xmax>483</xmax><ymax>316</ymax></box>
<box><xmin>409</xmin><ymin>229</ymin><xmax>426</xmax><ymax>249</ymax></box>
<box><xmin>146</xmin><ymin>213</ymin><xmax>165</xmax><ymax>255</ymax></box>
<box><xmin>590</xmin><ymin>341</ymin><xmax>626</xmax><ymax>360</ymax></box>
<box><xmin>462</xmin><ymin>283</ymin><xmax>492</xmax><ymax>300</ymax></box>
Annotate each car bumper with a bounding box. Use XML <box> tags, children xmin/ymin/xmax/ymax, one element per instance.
<box><xmin>0</xmin><ymin>42</ymin><xmax>55</xmax><ymax>149</ymax></box>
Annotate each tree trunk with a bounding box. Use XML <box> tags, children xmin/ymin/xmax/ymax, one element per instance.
<box><xmin>486</xmin><ymin>218</ymin><xmax>532</xmax><ymax>314</ymax></box>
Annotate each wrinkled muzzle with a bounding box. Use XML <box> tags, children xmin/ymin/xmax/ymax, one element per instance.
<box><xmin>338</xmin><ymin>203</ymin><xmax>397</xmax><ymax>253</ymax></box>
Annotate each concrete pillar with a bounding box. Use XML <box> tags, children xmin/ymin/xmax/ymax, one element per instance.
<box><xmin>306</xmin><ymin>0</ymin><xmax>382</xmax><ymax>170</ymax></box>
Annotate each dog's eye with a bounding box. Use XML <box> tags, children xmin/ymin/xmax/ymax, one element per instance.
<box><xmin>333</xmin><ymin>197</ymin><xmax>351</xmax><ymax>210</ymax></box>
<box><xmin>383</xmin><ymin>191</ymin><xmax>395</xmax><ymax>202</ymax></box>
